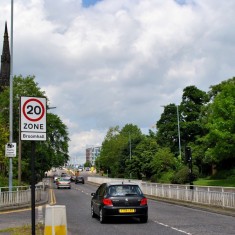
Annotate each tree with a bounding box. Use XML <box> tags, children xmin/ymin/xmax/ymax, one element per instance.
<box><xmin>99</xmin><ymin>124</ymin><xmax>144</xmax><ymax>178</ymax></box>
<box><xmin>156</xmin><ymin>103</ymin><xmax>180</xmax><ymax>156</ymax></box>
<box><xmin>180</xmin><ymin>85</ymin><xmax>209</xmax><ymax>146</ymax></box>
<box><xmin>202</xmin><ymin>79</ymin><xmax>235</xmax><ymax>170</ymax></box>
<box><xmin>151</xmin><ymin>147</ymin><xmax>177</xmax><ymax>182</ymax></box>
<box><xmin>132</xmin><ymin>135</ymin><xmax>158</xmax><ymax>179</ymax></box>
<box><xmin>99</xmin><ymin>126</ymin><xmax>122</xmax><ymax>176</ymax></box>
<box><xmin>0</xmin><ymin>114</ymin><xmax>8</xmax><ymax>175</ymax></box>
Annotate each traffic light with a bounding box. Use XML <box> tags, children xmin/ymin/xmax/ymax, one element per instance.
<box><xmin>185</xmin><ymin>146</ymin><xmax>192</xmax><ymax>163</ymax></box>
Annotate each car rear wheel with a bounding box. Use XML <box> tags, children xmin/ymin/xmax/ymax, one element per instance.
<box><xmin>99</xmin><ymin>208</ymin><xmax>106</xmax><ymax>223</ymax></box>
<box><xmin>139</xmin><ymin>216</ymin><xmax>148</xmax><ymax>223</ymax></box>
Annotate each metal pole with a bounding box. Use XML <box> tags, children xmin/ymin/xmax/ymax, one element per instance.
<box><xmin>31</xmin><ymin>141</ymin><xmax>36</xmax><ymax>235</ymax></box>
<box><xmin>9</xmin><ymin>0</ymin><xmax>14</xmax><ymax>191</ymax></box>
<box><xmin>18</xmin><ymin>102</ymin><xmax>21</xmax><ymax>184</ymax></box>
<box><xmin>129</xmin><ymin>132</ymin><xmax>132</xmax><ymax>179</ymax></box>
<box><xmin>176</xmin><ymin>105</ymin><xmax>181</xmax><ymax>159</ymax></box>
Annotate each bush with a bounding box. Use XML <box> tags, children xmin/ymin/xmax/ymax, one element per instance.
<box><xmin>149</xmin><ymin>171</ymin><xmax>174</xmax><ymax>183</ymax></box>
<box><xmin>158</xmin><ymin>171</ymin><xmax>174</xmax><ymax>183</ymax></box>
<box><xmin>171</xmin><ymin>165</ymin><xmax>199</xmax><ymax>184</ymax></box>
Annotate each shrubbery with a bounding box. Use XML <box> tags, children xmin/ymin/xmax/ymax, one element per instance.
<box><xmin>171</xmin><ymin>165</ymin><xmax>199</xmax><ymax>184</ymax></box>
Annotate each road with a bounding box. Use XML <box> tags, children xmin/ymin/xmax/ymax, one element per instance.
<box><xmin>0</xmin><ymin>172</ymin><xmax>234</xmax><ymax>235</ymax></box>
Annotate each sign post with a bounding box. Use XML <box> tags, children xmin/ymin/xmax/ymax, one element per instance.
<box><xmin>20</xmin><ymin>96</ymin><xmax>47</xmax><ymax>235</ymax></box>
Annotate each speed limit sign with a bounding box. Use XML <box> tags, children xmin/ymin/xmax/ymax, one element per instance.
<box><xmin>20</xmin><ymin>96</ymin><xmax>47</xmax><ymax>141</ymax></box>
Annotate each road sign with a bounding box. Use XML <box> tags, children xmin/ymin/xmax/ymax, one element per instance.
<box><xmin>20</xmin><ymin>96</ymin><xmax>47</xmax><ymax>141</ymax></box>
<box><xmin>5</xmin><ymin>143</ymin><xmax>17</xmax><ymax>157</ymax></box>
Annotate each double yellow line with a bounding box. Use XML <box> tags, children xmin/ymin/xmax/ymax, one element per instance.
<box><xmin>49</xmin><ymin>189</ymin><xmax>56</xmax><ymax>205</ymax></box>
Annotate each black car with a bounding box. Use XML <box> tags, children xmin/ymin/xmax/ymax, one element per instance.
<box><xmin>75</xmin><ymin>176</ymin><xmax>85</xmax><ymax>184</ymax></box>
<box><xmin>91</xmin><ymin>182</ymin><xmax>148</xmax><ymax>223</ymax></box>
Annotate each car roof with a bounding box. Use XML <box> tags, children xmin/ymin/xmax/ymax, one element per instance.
<box><xmin>106</xmin><ymin>182</ymin><xmax>139</xmax><ymax>187</ymax></box>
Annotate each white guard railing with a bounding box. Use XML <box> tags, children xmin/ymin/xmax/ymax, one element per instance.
<box><xmin>88</xmin><ymin>176</ymin><xmax>235</xmax><ymax>209</ymax></box>
<box><xmin>141</xmin><ymin>183</ymin><xmax>235</xmax><ymax>209</ymax></box>
<box><xmin>0</xmin><ymin>185</ymin><xmax>43</xmax><ymax>208</ymax></box>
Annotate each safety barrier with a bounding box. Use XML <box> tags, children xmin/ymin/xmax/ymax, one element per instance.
<box><xmin>44</xmin><ymin>205</ymin><xmax>67</xmax><ymax>235</ymax></box>
<box><xmin>141</xmin><ymin>182</ymin><xmax>235</xmax><ymax>209</ymax></box>
<box><xmin>0</xmin><ymin>185</ymin><xmax>44</xmax><ymax>209</ymax></box>
<box><xmin>88</xmin><ymin>176</ymin><xmax>235</xmax><ymax>209</ymax></box>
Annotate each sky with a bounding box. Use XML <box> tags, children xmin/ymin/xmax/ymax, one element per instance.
<box><xmin>0</xmin><ymin>0</ymin><xmax>235</xmax><ymax>164</ymax></box>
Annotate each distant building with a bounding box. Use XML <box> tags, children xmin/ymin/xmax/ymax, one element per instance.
<box><xmin>0</xmin><ymin>22</ymin><xmax>10</xmax><ymax>92</ymax></box>
<box><xmin>86</xmin><ymin>145</ymin><xmax>101</xmax><ymax>166</ymax></box>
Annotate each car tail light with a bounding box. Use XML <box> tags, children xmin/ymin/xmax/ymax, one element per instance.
<box><xmin>140</xmin><ymin>197</ymin><xmax>147</xmax><ymax>206</ymax></box>
<box><xmin>103</xmin><ymin>198</ymin><xmax>113</xmax><ymax>206</ymax></box>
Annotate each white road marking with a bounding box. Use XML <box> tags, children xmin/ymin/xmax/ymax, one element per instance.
<box><xmin>154</xmin><ymin>220</ymin><xmax>192</xmax><ymax>235</ymax></box>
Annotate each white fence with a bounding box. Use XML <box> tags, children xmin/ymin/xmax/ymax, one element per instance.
<box><xmin>88</xmin><ymin>176</ymin><xmax>235</xmax><ymax>209</ymax></box>
<box><xmin>0</xmin><ymin>185</ymin><xmax>44</xmax><ymax>209</ymax></box>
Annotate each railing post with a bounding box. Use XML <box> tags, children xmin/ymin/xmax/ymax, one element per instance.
<box><xmin>177</xmin><ymin>186</ymin><xmax>179</xmax><ymax>200</ymax></box>
<box><xmin>16</xmin><ymin>187</ymin><xmax>19</xmax><ymax>204</ymax></box>
<box><xmin>222</xmin><ymin>188</ymin><xmax>225</xmax><ymax>208</ymax></box>
<box><xmin>208</xmin><ymin>187</ymin><xmax>210</xmax><ymax>205</ymax></box>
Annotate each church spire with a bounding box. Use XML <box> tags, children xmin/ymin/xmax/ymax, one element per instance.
<box><xmin>0</xmin><ymin>22</ymin><xmax>11</xmax><ymax>92</ymax></box>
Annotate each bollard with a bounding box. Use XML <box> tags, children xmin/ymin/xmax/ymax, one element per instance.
<box><xmin>44</xmin><ymin>205</ymin><xmax>67</xmax><ymax>235</ymax></box>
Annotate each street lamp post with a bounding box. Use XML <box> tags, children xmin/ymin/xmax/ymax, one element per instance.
<box><xmin>176</xmin><ymin>105</ymin><xmax>182</xmax><ymax>159</ymax></box>
<box><xmin>9</xmin><ymin>0</ymin><xmax>14</xmax><ymax>191</ymax></box>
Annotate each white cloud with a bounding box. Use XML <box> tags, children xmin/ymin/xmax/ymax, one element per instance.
<box><xmin>1</xmin><ymin>0</ymin><xmax>235</xmax><ymax>163</ymax></box>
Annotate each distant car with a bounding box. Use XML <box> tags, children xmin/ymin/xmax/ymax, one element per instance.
<box><xmin>70</xmin><ymin>175</ymin><xmax>76</xmax><ymax>182</ymax></box>
<box><xmin>75</xmin><ymin>176</ymin><xmax>85</xmax><ymax>184</ymax></box>
<box><xmin>78</xmin><ymin>167</ymin><xmax>83</xmax><ymax>172</ymax></box>
<box><xmin>85</xmin><ymin>167</ymin><xmax>90</xmax><ymax>171</ymax></box>
<box><xmin>61</xmin><ymin>172</ymin><xmax>67</xmax><ymax>177</ymax></box>
<box><xmin>57</xmin><ymin>177</ymin><xmax>71</xmax><ymax>189</ymax></box>
<box><xmin>91</xmin><ymin>182</ymin><xmax>148</xmax><ymax>223</ymax></box>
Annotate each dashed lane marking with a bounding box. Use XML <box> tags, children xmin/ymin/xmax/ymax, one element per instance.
<box><xmin>154</xmin><ymin>220</ymin><xmax>192</xmax><ymax>235</ymax></box>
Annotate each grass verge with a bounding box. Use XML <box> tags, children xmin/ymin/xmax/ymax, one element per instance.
<box><xmin>0</xmin><ymin>223</ymin><xmax>44</xmax><ymax>235</ymax></box>
<box><xmin>194</xmin><ymin>177</ymin><xmax>235</xmax><ymax>187</ymax></box>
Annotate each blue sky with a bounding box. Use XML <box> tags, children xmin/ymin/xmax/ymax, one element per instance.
<box><xmin>82</xmin><ymin>0</ymin><xmax>102</xmax><ymax>8</ymax></box>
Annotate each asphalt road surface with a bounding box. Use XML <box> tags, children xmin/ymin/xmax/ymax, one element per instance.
<box><xmin>0</xmin><ymin>173</ymin><xmax>235</xmax><ymax>235</ymax></box>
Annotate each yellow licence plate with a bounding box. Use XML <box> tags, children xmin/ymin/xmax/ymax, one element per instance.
<box><xmin>119</xmin><ymin>209</ymin><xmax>136</xmax><ymax>213</ymax></box>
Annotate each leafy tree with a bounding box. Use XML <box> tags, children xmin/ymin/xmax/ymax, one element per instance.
<box><xmin>99</xmin><ymin>124</ymin><xmax>144</xmax><ymax>178</ymax></box>
<box><xmin>156</xmin><ymin>103</ymin><xmax>180</xmax><ymax>156</ymax></box>
<box><xmin>151</xmin><ymin>147</ymin><xmax>177</xmax><ymax>181</ymax></box>
<box><xmin>99</xmin><ymin>126</ymin><xmax>122</xmax><ymax>176</ymax></box>
<box><xmin>0</xmin><ymin>114</ymin><xmax>8</xmax><ymax>175</ymax></box>
<box><xmin>180</xmin><ymin>85</ymin><xmax>209</xmax><ymax>146</ymax></box>
<box><xmin>132</xmin><ymin>135</ymin><xmax>158</xmax><ymax>179</ymax></box>
<box><xmin>84</xmin><ymin>161</ymin><xmax>92</xmax><ymax>167</ymax></box>
<box><xmin>202</xmin><ymin>79</ymin><xmax>235</xmax><ymax>170</ymax></box>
